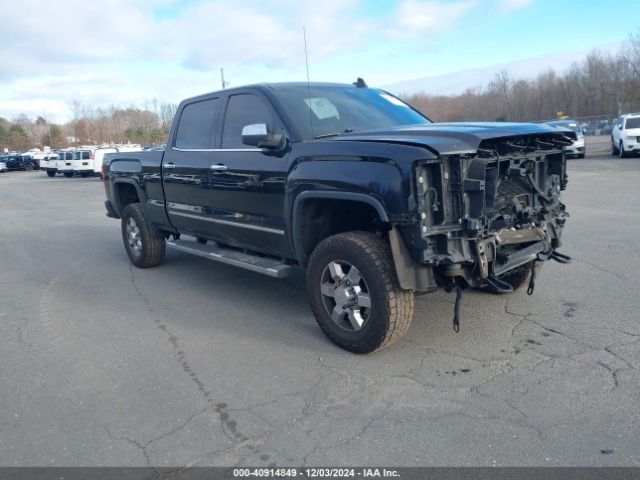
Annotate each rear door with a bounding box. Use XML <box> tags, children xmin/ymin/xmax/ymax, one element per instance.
<box><xmin>207</xmin><ymin>91</ymin><xmax>291</xmax><ymax>256</ymax></box>
<box><xmin>162</xmin><ymin>96</ymin><xmax>221</xmax><ymax>236</ymax></box>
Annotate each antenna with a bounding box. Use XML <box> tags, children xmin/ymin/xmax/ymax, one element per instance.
<box><xmin>220</xmin><ymin>68</ymin><xmax>229</xmax><ymax>89</ymax></box>
<box><xmin>303</xmin><ymin>27</ymin><xmax>313</xmax><ymax>137</ymax></box>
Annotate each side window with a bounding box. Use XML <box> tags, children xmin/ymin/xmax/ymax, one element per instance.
<box><xmin>174</xmin><ymin>98</ymin><xmax>219</xmax><ymax>149</ymax></box>
<box><xmin>222</xmin><ymin>94</ymin><xmax>280</xmax><ymax>149</ymax></box>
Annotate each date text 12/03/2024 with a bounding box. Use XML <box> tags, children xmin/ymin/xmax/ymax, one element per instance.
<box><xmin>232</xmin><ymin>468</ymin><xmax>401</xmax><ymax>477</ymax></box>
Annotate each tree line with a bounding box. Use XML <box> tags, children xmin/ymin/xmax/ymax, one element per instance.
<box><xmin>0</xmin><ymin>101</ymin><xmax>177</xmax><ymax>152</ymax></box>
<box><xmin>403</xmin><ymin>32</ymin><xmax>640</xmax><ymax>123</ymax></box>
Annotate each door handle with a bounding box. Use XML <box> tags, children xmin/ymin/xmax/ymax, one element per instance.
<box><xmin>164</xmin><ymin>162</ymin><xmax>176</xmax><ymax>169</ymax></box>
<box><xmin>210</xmin><ymin>164</ymin><xmax>228</xmax><ymax>171</ymax></box>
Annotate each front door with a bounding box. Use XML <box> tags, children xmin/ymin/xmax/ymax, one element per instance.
<box><xmin>208</xmin><ymin>92</ymin><xmax>291</xmax><ymax>257</ymax></box>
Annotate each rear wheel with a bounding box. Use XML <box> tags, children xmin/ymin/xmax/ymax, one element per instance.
<box><xmin>619</xmin><ymin>141</ymin><xmax>627</xmax><ymax>158</ymax></box>
<box><xmin>46</xmin><ymin>171</ymin><xmax>56</xmax><ymax>177</ymax></box>
<box><xmin>24</xmin><ymin>164</ymin><xmax>33</xmax><ymax>172</ymax></box>
<box><xmin>80</xmin><ymin>172</ymin><xmax>90</xmax><ymax>178</ymax></box>
<box><xmin>307</xmin><ymin>231</ymin><xmax>414</xmax><ymax>354</ymax></box>
<box><xmin>121</xmin><ymin>203</ymin><xmax>166</xmax><ymax>268</ymax></box>
<box><xmin>63</xmin><ymin>172</ymin><xmax>73</xmax><ymax>178</ymax></box>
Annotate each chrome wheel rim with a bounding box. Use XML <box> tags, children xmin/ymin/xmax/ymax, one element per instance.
<box><xmin>320</xmin><ymin>260</ymin><xmax>371</xmax><ymax>331</ymax></box>
<box><xmin>126</xmin><ymin>217</ymin><xmax>142</xmax><ymax>254</ymax></box>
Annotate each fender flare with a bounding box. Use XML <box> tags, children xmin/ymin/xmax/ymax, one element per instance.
<box><xmin>291</xmin><ymin>191</ymin><xmax>389</xmax><ymax>265</ymax></box>
<box><xmin>111</xmin><ymin>178</ymin><xmax>146</xmax><ymax>217</ymax></box>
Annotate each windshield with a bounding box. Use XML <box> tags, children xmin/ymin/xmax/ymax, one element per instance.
<box><xmin>625</xmin><ymin>117</ymin><xmax>640</xmax><ymax>129</ymax></box>
<box><xmin>271</xmin><ymin>85</ymin><xmax>431</xmax><ymax>140</ymax></box>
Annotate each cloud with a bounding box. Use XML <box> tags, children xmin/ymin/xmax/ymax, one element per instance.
<box><xmin>0</xmin><ymin>0</ymin><xmax>160</xmax><ymax>76</ymax></box>
<box><xmin>0</xmin><ymin>0</ymin><xmax>479</xmax><ymax>121</ymax></box>
<box><xmin>497</xmin><ymin>0</ymin><xmax>534</xmax><ymax>12</ymax></box>
<box><xmin>383</xmin><ymin>0</ymin><xmax>476</xmax><ymax>39</ymax></box>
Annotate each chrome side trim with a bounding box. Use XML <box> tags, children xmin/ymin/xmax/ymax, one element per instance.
<box><xmin>167</xmin><ymin>202</ymin><xmax>204</xmax><ymax>213</ymax></box>
<box><xmin>172</xmin><ymin>147</ymin><xmax>267</xmax><ymax>152</ymax></box>
<box><xmin>168</xmin><ymin>211</ymin><xmax>285</xmax><ymax>235</ymax></box>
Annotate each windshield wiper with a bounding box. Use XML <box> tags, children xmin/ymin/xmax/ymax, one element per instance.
<box><xmin>313</xmin><ymin>128</ymin><xmax>354</xmax><ymax>140</ymax></box>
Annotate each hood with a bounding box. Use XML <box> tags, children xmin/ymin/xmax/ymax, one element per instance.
<box><xmin>333</xmin><ymin>122</ymin><xmax>576</xmax><ymax>155</ymax></box>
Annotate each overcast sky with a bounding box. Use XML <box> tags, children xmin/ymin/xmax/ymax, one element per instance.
<box><xmin>0</xmin><ymin>0</ymin><xmax>637</xmax><ymax>123</ymax></box>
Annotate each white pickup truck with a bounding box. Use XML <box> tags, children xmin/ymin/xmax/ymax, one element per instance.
<box><xmin>612</xmin><ymin>113</ymin><xmax>640</xmax><ymax>158</ymax></box>
<box><xmin>40</xmin><ymin>153</ymin><xmax>64</xmax><ymax>177</ymax></box>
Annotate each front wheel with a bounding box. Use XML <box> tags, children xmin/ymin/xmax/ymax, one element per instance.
<box><xmin>611</xmin><ymin>140</ymin><xmax>619</xmax><ymax>155</ymax></box>
<box><xmin>121</xmin><ymin>203</ymin><xmax>166</xmax><ymax>268</ymax></box>
<box><xmin>46</xmin><ymin>171</ymin><xmax>56</xmax><ymax>177</ymax></box>
<box><xmin>24</xmin><ymin>164</ymin><xmax>33</xmax><ymax>172</ymax></box>
<box><xmin>307</xmin><ymin>231</ymin><xmax>414</xmax><ymax>354</ymax></box>
<box><xmin>619</xmin><ymin>141</ymin><xmax>627</xmax><ymax>158</ymax></box>
<box><xmin>63</xmin><ymin>172</ymin><xmax>73</xmax><ymax>178</ymax></box>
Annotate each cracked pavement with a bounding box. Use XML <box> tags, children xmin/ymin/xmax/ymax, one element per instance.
<box><xmin>1</xmin><ymin>144</ymin><xmax>639</xmax><ymax>466</ymax></box>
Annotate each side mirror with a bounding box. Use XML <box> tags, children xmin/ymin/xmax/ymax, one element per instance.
<box><xmin>242</xmin><ymin>123</ymin><xmax>285</xmax><ymax>149</ymax></box>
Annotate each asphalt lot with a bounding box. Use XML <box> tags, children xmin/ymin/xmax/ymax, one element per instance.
<box><xmin>1</xmin><ymin>137</ymin><xmax>639</xmax><ymax>467</ymax></box>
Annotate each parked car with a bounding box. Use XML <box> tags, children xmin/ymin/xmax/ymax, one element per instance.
<box><xmin>611</xmin><ymin>113</ymin><xmax>640</xmax><ymax>158</ymax></box>
<box><xmin>21</xmin><ymin>154</ymin><xmax>39</xmax><ymax>169</ymax></box>
<box><xmin>0</xmin><ymin>161</ymin><xmax>7</xmax><ymax>173</ymax></box>
<box><xmin>0</xmin><ymin>154</ymin><xmax>38</xmax><ymax>171</ymax></box>
<box><xmin>103</xmin><ymin>81</ymin><xmax>573</xmax><ymax>353</ymax></box>
<box><xmin>600</xmin><ymin>124</ymin><xmax>613</xmax><ymax>135</ymax></box>
<box><xmin>580</xmin><ymin>122</ymin><xmax>595</xmax><ymax>136</ymax></box>
<box><xmin>545</xmin><ymin>120</ymin><xmax>585</xmax><ymax>158</ymax></box>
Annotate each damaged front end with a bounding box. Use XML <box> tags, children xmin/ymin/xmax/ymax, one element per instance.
<box><xmin>407</xmin><ymin>132</ymin><xmax>573</xmax><ymax>318</ymax></box>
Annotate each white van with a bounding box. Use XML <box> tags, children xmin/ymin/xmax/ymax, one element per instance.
<box><xmin>69</xmin><ymin>150</ymin><xmax>94</xmax><ymax>177</ymax></box>
<box><xmin>55</xmin><ymin>151</ymin><xmax>75</xmax><ymax>177</ymax></box>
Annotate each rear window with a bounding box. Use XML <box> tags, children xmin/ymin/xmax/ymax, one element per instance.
<box><xmin>625</xmin><ymin>117</ymin><xmax>640</xmax><ymax>129</ymax></box>
<box><xmin>175</xmin><ymin>98</ymin><xmax>219</xmax><ymax>149</ymax></box>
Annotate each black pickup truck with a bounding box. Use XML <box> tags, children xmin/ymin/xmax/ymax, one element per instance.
<box><xmin>103</xmin><ymin>81</ymin><xmax>573</xmax><ymax>353</ymax></box>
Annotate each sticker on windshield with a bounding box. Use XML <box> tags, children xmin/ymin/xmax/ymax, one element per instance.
<box><xmin>304</xmin><ymin>97</ymin><xmax>340</xmax><ymax>120</ymax></box>
<box><xmin>380</xmin><ymin>93</ymin><xmax>409</xmax><ymax>107</ymax></box>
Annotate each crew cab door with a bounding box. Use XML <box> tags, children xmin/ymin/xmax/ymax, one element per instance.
<box><xmin>208</xmin><ymin>91</ymin><xmax>291</xmax><ymax>257</ymax></box>
<box><xmin>162</xmin><ymin>96</ymin><xmax>221</xmax><ymax>236</ymax></box>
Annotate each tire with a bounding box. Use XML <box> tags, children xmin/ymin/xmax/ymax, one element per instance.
<box><xmin>611</xmin><ymin>139</ymin><xmax>619</xmax><ymax>155</ymax></box>
<box><xmin>306</xmin><ymin>231</ymin><xmax>414</xmax><ymax>354</ymax></box>
<box><xmin>578</xmin><ymin>153</ymin><xmax>585</xmax><ymax>159</ymax></box>
<box><xmin>24</xmin><ymin>164</ymin><xmax>33</xmax><ymax>172</ymax></box>
<box><xmin>121</xmin><ymin>203</ymin><xmax>166</xmax><ymax>268</ymax></box>
<box><xmin>46</xmin><ymin>171</ymin><xmax>56</xmax><ymax>177</ymax></box>
<box><xmin>619</xmin><ymin>141</ymin><xmax>627</xmax><ymax>158</ymax></box>
<box><xmin>63</xmin><ymin>172</ymin><xmax>73</xmax><ymax>178</ymax></box>
<box><xmin>80</xmin><ymin>172</ymin><xmax>90</xmax><ymax>178</ymax></box>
